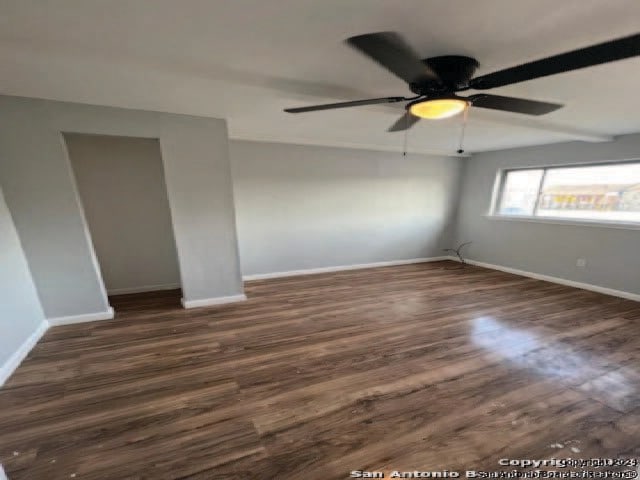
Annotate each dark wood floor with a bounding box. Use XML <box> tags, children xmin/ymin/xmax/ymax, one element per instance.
<box><xmin>1</xmin><ymin>260</ymin><xmax>639</xmax><ymax>479</ymax></box>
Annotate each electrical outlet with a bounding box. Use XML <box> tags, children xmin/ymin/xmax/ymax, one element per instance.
<box><xmin>576</xmin><ymin>258</ymin><xmax>587</xmax><ymax>267</ymax></box>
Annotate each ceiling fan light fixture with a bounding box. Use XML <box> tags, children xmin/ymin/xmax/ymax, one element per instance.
<box><xmin>409</xmin><ymin>98</ymin><xmax>468</xmax><ymax>120</ymax></box>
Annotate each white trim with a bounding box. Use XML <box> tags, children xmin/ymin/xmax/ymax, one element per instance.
<box><xmin>456</xmin><ymin>257</ymin><xmax>640</xmax><ymax>302</ymax></box>
<box><xmin>107</xmin><ymin>283</ymin><xmax>181</xmax><ymax>295</ymax></box>
<box><xmin>0</xmin><ymin>320</ymin><xmax>48</xmax><ymax>387</ymax></box>
<box><xmin>484</xmin><ymin>214</ymin><xmax>640</xmax><ymax>231</ymax></box>
<box><xmin>0</xmin><ymin>463</ymin><xmax>7</xmax><ymax>480</ymax></box>
<box><xmin>493</xmin><ymin>156</ymin><xmax>640</xmax><ymax>173</ymax></box>
<box><xmin>181</xmin><ymin>294</ymin><xmax>247</xmax><ymax>309</ymax></box>
<box><xmin>242</xmin><ymin>256</ymin><xmax>450</xmax><ymax>281</ymax></box>
<box><xmin>1</xmin><ymin>307</ymin><xmax>118</xmax><ymax>387</ymax></box>
<box><xmin>229</xmin><ymin>134</ymin><xmax>470</xmax><ymax>158</ymax></box>
<box><xmin>47</xmin><ymin>307</ymin><xmax>115</xmax><ymax>326</ymax></box>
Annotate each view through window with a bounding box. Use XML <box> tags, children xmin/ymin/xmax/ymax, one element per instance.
<box><xmin>496</xmin><ymin>162</ymin><xmax>640</xmax><ymax>223</ymax></box>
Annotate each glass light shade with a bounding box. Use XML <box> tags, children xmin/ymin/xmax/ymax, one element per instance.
<box><xmin>409</xmin><ymin>98</ymin><xmax>468</xmax><ymax>119</ymax></box>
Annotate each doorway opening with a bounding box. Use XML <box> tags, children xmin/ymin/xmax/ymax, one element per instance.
<box><xmin>64</xmin><ymin>133</ymin><xmax>182</xmax><ymax>311</ymax></box>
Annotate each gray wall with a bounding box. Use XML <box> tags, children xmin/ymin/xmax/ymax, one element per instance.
<box><xmin>231</xmin><ymin>141</ymin><xmax>462</xmax><ymax>276</ymax></box>
<box><xmin>0</xmin><ymin>95</ymin><xmax>243</xmax><ymax>317</ymax></box>
<box><xmin>455</xmin><ymin>133</ymin><xmax>640</xmax><ymax>295</ymax></box>
<box><xmin>0</xmin><ymin>187</ymin><xmax>45</xmax><ymax>367</ymax></box>
<box><xmin>65</xmin><ymin>134</ymin><xmax>181</xmax><ymax>294</ymax></box>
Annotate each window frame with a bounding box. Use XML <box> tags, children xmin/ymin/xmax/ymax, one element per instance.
<box><xmin>488</xmin><ymin>159</ymin><xmax>640</xmax><ymax>230</ymax></box>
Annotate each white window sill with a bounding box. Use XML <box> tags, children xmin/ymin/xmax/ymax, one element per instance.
<box><xmin>484</xmin><ymin>214</ymin><xmax>640</xmax><ymax>231</ymax></box>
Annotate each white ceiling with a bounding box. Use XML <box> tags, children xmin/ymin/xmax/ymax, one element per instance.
<box><xmin>1</xmin><ymin>0</ymin><xmax>639</xmax><ymax>155</ymax></box>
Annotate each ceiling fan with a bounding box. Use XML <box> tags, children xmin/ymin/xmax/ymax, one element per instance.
<box><xmin>284</xmin><ymin>31</ymin><xmax>640</xmax><ymax>132</ymax></box>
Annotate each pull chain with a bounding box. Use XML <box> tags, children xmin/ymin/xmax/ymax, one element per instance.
<box><xmin>402</xmin><ymin>114</ymin><xmax>409</xmax><ymax>156</ymax></box>
<box><xmin>457</xmin><ymin>104</ymin><xmax>470</xmax><ymax>154</ymax></box>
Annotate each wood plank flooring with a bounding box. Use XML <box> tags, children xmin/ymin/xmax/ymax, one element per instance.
<box><xmin>1</xmin><ymin>260</ymin><xmax>639</xmax><ymax>479</ymax></box>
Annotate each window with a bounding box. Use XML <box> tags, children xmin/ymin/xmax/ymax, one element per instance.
<box><xmin>494</xmin><ymin>161</ymin><xmax>640</xmax><ymax>225</ymax></box>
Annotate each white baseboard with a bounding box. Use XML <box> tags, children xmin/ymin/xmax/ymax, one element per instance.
<box><xmin>1</xmin><ymin>307</ymin><xmax>116</xmax><ymax>387</ymax></box>
<box><xmin>242</xmin><ymin>256</ymin><xmax>450</xmax><ymax>281</ymax></box>
<box><xmin>181</xmin><ymin>294</ymin><xmax>247</xmax><ymax>309</ymax></box>
<box><xmin>0</xmin><ymin>320</ymin><xmax>48</xmax><ymax>387</ymax></box>
<box><xmin>457</xmin><ymin>257</ymin><xmax>640</xmax><ymax>302</ymax></box>
<box><xmin>47</xmin><ymin>307</ymin><xmax>115</xmax><ymax>326</ymax></box>
<box><xmin>107</xmin><ymin>283</ymin><xmax>181</xmax><ymax>295</ymax></box>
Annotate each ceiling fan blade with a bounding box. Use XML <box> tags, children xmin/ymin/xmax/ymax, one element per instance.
<box><xmin>346</xmin><ymin>32</ymin><xmax>440</xmax><ymax>85</ymax></box>
<box><xmin>470</xmin><ymin>32</ymin><xmax>640</xmax><ymax>90</ymax></box>
<box><xmin>284</xmin><ymin>97</ymin><xmax>406</xmax><ymax>113</ymax></box>
<box><xmin>387</xmin><ymin>112</ymin><xmax>421</xmax><ymax>132</ymax></box>
<box><xmin>468</xmin><ymin>94</ymin><xmax>563</xmax><ymax>115</ymax></box>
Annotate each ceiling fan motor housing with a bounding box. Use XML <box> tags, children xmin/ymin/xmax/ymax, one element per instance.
<box><xmin>410</xmin><ymin>55</ymin><xmax>480</xmax><ymax>94</ymax></box>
